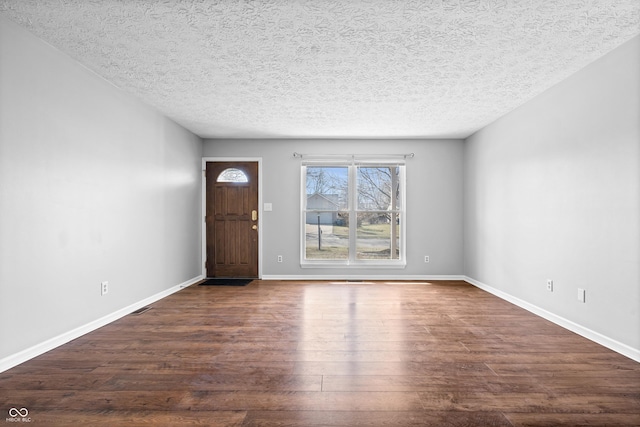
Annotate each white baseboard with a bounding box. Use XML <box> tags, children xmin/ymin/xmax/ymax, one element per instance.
<box><xmin>464</xmin><ymin>276</ymin><xmax>640</xmax><ymax>363</ymax></box>
<box><xmin>11</xmin><ymin>274</ymin><xmax>633</xmax><ymax>373</ymax></box>
<box><xmin>260</xmin><ymin>275</ymin><xmax>465</xmax><ymax>281</ymax></box>
<box><xmin>0</xmin><ymin>275</ymin><xmax>204</xmax><ymax>373</ymax></box>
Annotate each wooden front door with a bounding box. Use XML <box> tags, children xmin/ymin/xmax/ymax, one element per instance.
<box><xmin>206</xmin><ymin>161</ymin><xmax>259</xmax><ymax>278</ymax></box>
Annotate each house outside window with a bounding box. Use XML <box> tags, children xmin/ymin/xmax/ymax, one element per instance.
<box><xmin>301</xmin><ymin>159</ymin><xmax>406</xmax><ymax>268</ymax></box>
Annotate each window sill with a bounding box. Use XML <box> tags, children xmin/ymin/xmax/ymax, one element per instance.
<box><xmin>300</xmin><ymin>261</ymin><xmax>407</xmax><ymax>269</ymax></box>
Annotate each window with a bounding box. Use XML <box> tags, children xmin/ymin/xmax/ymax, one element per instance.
<box><xmin>216</xmin><ymin>168</ymin><xmax>248</xmax><ymax>183</ymax></box>
<box><xmin>301</xmin><ymin>159</ymin><xmax>406</xmax><ymax>267</ymax></box>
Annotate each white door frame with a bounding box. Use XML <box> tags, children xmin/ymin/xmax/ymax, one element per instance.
<box><xmin>201</xmin><ymin>157</ymin><xmax>263</xmax><ymax>279</ymax></box>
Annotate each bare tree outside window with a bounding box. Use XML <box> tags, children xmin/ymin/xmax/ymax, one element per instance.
<box><xmin>356</xmin><ymin>166</ymin><xmax>401</xmax><ymax>259</ymax></box>
<box><xmin>306</xmin><ymin>166</ymin><xmax>348</xmax><ymax>208</ymax></box>
<box><xmin>302</xmin><ymin>163</ymin><xmax>405</xmax><ymax>265</ymax></box>
<box><xmin>304</xmin><ymin>166</ymin><xmax>349</xmax><ymax>259</ymax></box>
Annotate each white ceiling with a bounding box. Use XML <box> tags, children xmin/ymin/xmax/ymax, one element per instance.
<box><xmin>1</xmin><ymin>0</ymin><xmax>638</xmax><ymax>139</ymax></box>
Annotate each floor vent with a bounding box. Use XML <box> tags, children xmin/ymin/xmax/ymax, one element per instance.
<box><xmin>131</xmin><ymin>306</ymin><xmax>152</xmax><ymax>315</ymax></box>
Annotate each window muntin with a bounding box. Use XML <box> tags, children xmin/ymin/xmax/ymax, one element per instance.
<box><xmin>302</xmin><ymin>161</ymin><xmax>405</xmax><ymax>267</ymax></box>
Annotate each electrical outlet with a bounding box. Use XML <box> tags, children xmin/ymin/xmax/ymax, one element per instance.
<box><xmin>424</xmin><ymin>256</ymin><xmax>430</xmax><ymax>263</ymax></box>
<box><xmin>546</xmin><ymin>279</ymin><xmax>553</xmax><ymax>292</ymax></box>
<box><xmin>101</xmin><ymin>281</ymin><xmax>109</xmax><ymax>296</ymax></box>
<box><xmin>578</xmin><ymin>288</ymin><xmax>586</xmax><ymax>303</ymax></box>
<box><xmin>277</xmin><ymin>255</ymin><xmax>283</xmax><ymax>263</ymax></box>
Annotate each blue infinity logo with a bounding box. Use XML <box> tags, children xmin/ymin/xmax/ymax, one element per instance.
<box><xmin>8</xmin><ymin>407</ymin><xmax>28</xmax><ymax>417</ymax></box>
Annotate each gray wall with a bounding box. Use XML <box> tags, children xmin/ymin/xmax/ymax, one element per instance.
<box><xmin>0</xmin><ymin>17</ymin><xmax>203</xmax><ymax>362</ymax></box>
<box><xmin>464</xmin><ymin>35</ymin><xmax>640</xmax><ymax>352</ymax></box>
<box><xmin>203</xmin><ymin>139</ymin><xmax>465</xmax><ymax>278</ymax></box>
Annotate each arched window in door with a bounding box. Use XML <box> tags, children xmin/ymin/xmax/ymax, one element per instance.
<box><xmin>216</xmin><ymin>168</ymin><xmax>248</xmax><ymax>183</ymax></box>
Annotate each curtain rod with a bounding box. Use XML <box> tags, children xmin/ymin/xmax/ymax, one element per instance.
<box><xmin>293</xmin><ymin>152</ymin><xmax>414</xmax><ymax>159</ymax></box>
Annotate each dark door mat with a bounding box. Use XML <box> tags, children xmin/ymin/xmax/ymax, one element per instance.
<box><xmin>199</xmin><ymin>278</ymin><xmax>254</xmax><ymax>286</ymax></box>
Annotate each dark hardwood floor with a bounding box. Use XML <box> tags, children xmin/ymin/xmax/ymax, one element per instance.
<box><xmin>1</xmin><ymin>280</ymin><xmax>639</xmax><ymax>426</ymax></box>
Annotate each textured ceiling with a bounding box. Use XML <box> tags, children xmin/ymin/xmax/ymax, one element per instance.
<box><xmin>1</xmin><ymin>1</ymin><xmax>639</xmax><ymax>139</ymax></box>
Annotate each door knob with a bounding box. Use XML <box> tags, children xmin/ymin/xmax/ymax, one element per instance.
<box><xmin>252</xmin><ymin>225</ymin><xmax>258</xmax><ymax>230</ymax></box>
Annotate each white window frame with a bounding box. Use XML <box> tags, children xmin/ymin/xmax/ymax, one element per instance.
<box><xmin>300</xmin><ymin>157</ymin><xmax>406</xmax><ymax>269</ymax></box>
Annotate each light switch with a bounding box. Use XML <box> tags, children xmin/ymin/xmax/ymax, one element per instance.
<box><xmin>264</xmin><ymin>203</ymin><xmax>273</xmax><ymax>211</ymax></box>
